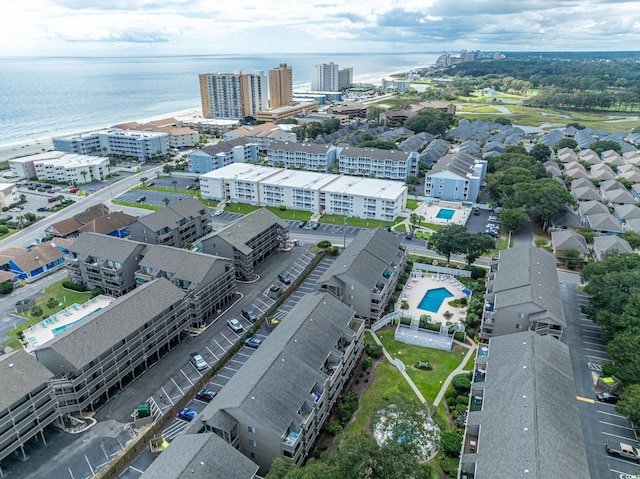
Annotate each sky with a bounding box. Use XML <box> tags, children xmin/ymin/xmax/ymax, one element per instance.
<box><xmin>3</xmin><ymin>0</ymin><xmax>640</xmax><ymax>57</ymax></box>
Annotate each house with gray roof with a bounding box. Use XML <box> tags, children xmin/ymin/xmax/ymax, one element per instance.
<box><xmin>604</xmin><ymin>186</ymin><xmax>636</xmax><ymax>206</ymax></box>
<box><xmin>183</xmin><ymin>292</ymin><xmax>365</xmax><ymax>475</ymax></box>
<box><xmin>564</xmin><ymin>161</ymin><xmax>588</xmax><ymax>179</ymax></box>
<box><xmin>481</xmin><ymin>246</ymin><xmax>564</xmax><ymax>340</ymax></box>
<box><xmin>570</xmin><ymin>178</ymin><xmax>601</xmax><ymax>203</ymax></box>
<box><xmin>550</xmin><ymin>205</ymin><xmax>582</xmax><ymax>230</ymax></box>
<box><xmin>538</xmin><ymin>129</ymin><xmax>563</xmax><ymax>147</ymax></box>
<box><xmin>612</xmin><ymin>203</ymin><xmax>640</xmax><ymax>229</ymax></box>
<box><xmin>585</xmin><ymin>212</ymin><xmax>624</xmax><ymax>236</ymax></box>
<box><xmin>578</xmin><ymin>200</ymin><xmax>609</xmax><ymax>221</ymax></box>
<box><xmin>201</xmin><ymin>208</ymin><xmax>288</xmax><ymax>281</ymax></box>
<box><xmin>318</xmin><ymin>228</ymin><xmax>407</xmax><ymax>321</ymax></box>
<box><xmin>424</xmin><ymin>151</ymin><xmax>487</xmax><ymax>202</ymax></box>
<box><xmin>266</xmin><ymin>141</ymin><xmax>338</xmax><ymax>172</ymax></box>
<box><xmin>67</xmin><ymin>232</ymin><xmax>147</xmax><ymax>296</ymax></box>
<box><xmin>336</xmin><ymin>145</ymin><xmax>419</xmax><ymax>180</ymax></box>
<box><xmin>593</xmin><ymin>235</ymin><xmax>633</xmax><ymax>260</ymax></box>
<box><xmin>140</xmin><ymin>433</ymin><xmax>259</xmax><ymax>479</ymax></box>
<box><xmin>590</xmin><ymin>162</ymin><xmax>615</xmax><ymax>181</ymax></box>
<box><xmin>419</xmin><ymin>138</ymin><xmax>450</xmax><ymax>165</ymax></box>
<box><xmin>398</xmin><ymin>132</ymin><xmax>433</xmax><ymax>152</ymax></box>
<box><xmin>128</xmin><ymin>197</ymin><xmax>212</xmax><ymax>248</ymax></box>
<box><xmin>575</xmin><ymin>129</ymin><xmax>597</xmax><ymax>149</ymax></box>
<box><xmin>0</xmin><ymin>351</ymin><xmax>57</xmax><ymax>472</ymax></box>
<box><xmin>460</xmin><ymin>331</ymin><xmax>590</xmax><ymax>479</ymax></box>
<box><xmin>34</xmin><ymin>278</ymin><xmax>188</xmax><ymax>415</ymax></box>
<box><xmin>551</xmin><ymin>230</ymin><xmax>589</xmax><ymax>257</ymax></box>
<box><xmin>135</xmin><ymin>246</ymin><xmax>236</xmax><ymax>328</ymax></box>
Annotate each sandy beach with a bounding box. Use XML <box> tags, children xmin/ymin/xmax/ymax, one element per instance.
<box><xmin>0</xmin><ymin>107</ymin><xmax>203</xmax><ymax>164</ymax></box>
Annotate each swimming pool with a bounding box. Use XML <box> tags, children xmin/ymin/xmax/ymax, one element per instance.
<box><xmin>418</xmin><ymin>288</ymin><xmax>453</xmax><ymax>313</ymax></box>
<box><xmin>436</xmin><ymin>208</ymin><xmax>455</xmax><ymax>220</ymax></box>
<box><xmin>51</xmin><ymin>308</ymin><xmax>103</xmax><ymax>336</ymax></box>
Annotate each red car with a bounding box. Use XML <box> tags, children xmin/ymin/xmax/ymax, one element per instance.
<box><xmin>68</xmin><ymin>188</ymin><xmax>79</xmax><ymax>193</ymax></box>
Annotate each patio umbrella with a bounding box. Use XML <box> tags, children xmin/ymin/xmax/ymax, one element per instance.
<box><xmin>462</xmin><ymin>289</ymin><xmax>472</xmax><ymax>296</ymax></box>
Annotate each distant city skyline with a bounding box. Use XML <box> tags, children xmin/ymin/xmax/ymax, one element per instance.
<box><xmin>3</xmin><ymin>1</ymin><xmax>640</xmax><ymax>57</ymax></box>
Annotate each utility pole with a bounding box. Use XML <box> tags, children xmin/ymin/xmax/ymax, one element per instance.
<box><xmin>343</xmin><ymin>216</ymin><xmax>349</xmax><ymax>248</ymax></box>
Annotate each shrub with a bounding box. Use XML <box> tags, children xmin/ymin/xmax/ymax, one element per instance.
<box><xmin>90</xmin><ymin>287</ymin><xmax>103</xmax><ymax>298</ymax></box>
<box><xmin>456</xmin><ymin>395</ymin><xmax>469</xmax><ymax>405</ymax></box>
<box><xmin>365</xmin><ymin>344</ymin><xmax>383</xmax><ymax>358</ymax></box>
<box><xmin>323</xmin><ymin>420</ymin><xmax>342</xmax><ymax>436</ymax></box>
<box><xmin>454</xmin><ymin>331</ymin><xmax>465</xmax><ymax>342</ymax></box>
<box><xmin>446</xmin><ymin>397</ymin><xmax>456</xmax><ymax>407</ymax></box>
<box><xmin>62</xmin><ymin>280</ymin><xmax>87</xmax><ymax>292</ymax></box>
<box><xmin>444</xmin><ymin>388</ymin><xmax>457</xmax><ymax>399</ymax></box>
<box><xmin>451</xmin><ymin>373</ymin><xmax>471</xmax><ymax>393</ymax></box>
<box><xmin>317</xmin><ymin>240</ymin><xmax>331</xmax><ymax>249</ymax></box>
<box><xmin>441</xmin><ymin>431</ymin><xmax>463</xmax><ymax>458</ymax></box>
<box><xmin>601</xmin><ymin>363</ymin><xmax>615</xmax><ymax>376</ymax></box>
<box><xmin>0</xmin><ymin>225</ymin><xmax>8</xmax><ymax>234</ymax></box>
<box><xmin>363</xmin><ymin>357</ymin><xmax>372</xmax><ymax>370</ymax></box>
<box><xmin>278</xmin><ymin>205</ymin><xmax>286</xmax><ymax>210</ymax></box>
<box><xmin>0</xmin><ymin>281</ymin><xmax>13</xmax><ymax>295</ymax></box>
<box><xmin>469</xmin><ymin>265</ymin><xmax>486</xmax><ymax>279</ymax></box>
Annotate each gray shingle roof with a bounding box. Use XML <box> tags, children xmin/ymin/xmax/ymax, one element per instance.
<box><xmin>469</xmin><ymin>331</ymin><xmax>590</xmax><ymax>479</ymax></box>
<box><xmin>593</xmin><ymin>235</ymin><xmax>632</xmax><ymax>255</ymax></box>
<box><xmin>136</xmin><ymin>197</ymin><xmax>207</xmax><ymax>232</ymax></box>
<box><xmin>203</xmin><ymin>208</ymin><xmax>288</xmax><ymax>255</ymax></box>
<box><xmin>586</xmin><ymin>212</ymin><xmax>623</xmax><ymax>233</ymax></box>
<box><xmin>36</xmin><ymin>278</ymin><xmax>186</xmax><ymax>370</ymax></box>
<box><xmin>138</xmin><ymin>245</ymin><xmax>230</xmax><ymax>291</ymax></box>
<box><xmin>578</xmin><ymin>200</ymin><xmax>609</xmax><ymax>217</ymax></box>
<box><xmin>191</xmin><ymin>292</ymin><xmax>356</xmax><ymax>436</ymax></box>
<box><xmin>70</xmin><ymin>232</ymin><xmax>145</xmax><ymax>263</ymax></box>
<box><xmin>318</xmin><ymin>228</ymin><xmax>402</xmax><ymax>290</ymax></box>
<box><xmin>428</xmin><ymin>151</ymin><xmax>480</xmax><ymax>177</ymax></box>
<box><xmin>140</xmin><ymin>433</ymin><xmax>258</xmax><ymax>479</ymax></box>
<box><xmin>338</xmin><ymin>145</ymin><xmax>415</xmax><ymax>162</ymax></box>
<box><xmin>551</xmin><ymin>206</ymin><xmax>582</xmax><ymax>229</ymax></box>
<box><xmin>0</xmin><ymin>350</ymin><xmax>54</xmax><ymax>411</ymax></box>
<box><xmin>493</xmin><ymin>246</ymin><xmax>565</xmax><ymax>329</ymax></box>
<box><xmin>551</xmin><ymin>230</ymin><xmax>589</xmax><ymax>254</ymax></box>
<box><xmin>267</xmin><ymin>140</ymin><xmax>335</xmax><ymax>155</ymax></box>
<box><xmin>200</xmin><ymin>137</ymin><xmax>255</xmax><ymax>156</ymax></box>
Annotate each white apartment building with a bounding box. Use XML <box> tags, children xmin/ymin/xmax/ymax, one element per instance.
<box><xmin>34</xmin><ymin>154</ymin><xmax>109</xmax><ymax>184</ymax></box>
<box><xmin>200</xmin><ymin>163</ymin><xmax>407</xmax><ymax>221</ymax></box>
<box><xmin>53</xmin><ymin>130</ymin><xmax>168</xmax><ymax>162</ymax></box>
<box><xmin>311</xmin><ymin>63</ymin><xmax>339</xmax><ymax>91</ymax></box>
<box><xmin>266</xmin><ymin>141</ymin><xmax>338</xmax><ymax>172</ymax></box>
<box><xmin>337</xmin><ymin>146</ymin><xmax>419</xmax><ymax>180</ymax></box>
<box><xmin>9</xmin><ymin>151</ymin><xmax>67</xmax><ymax>179</ymax></box>
<box><xmin>0</xmin><ymin>183</ymin><xmax>17</xmax><ymax>209</ymax></box>
<box><xmin>381</xmin><ymin>78</ymin><xmax>411</xmax><ymax>92</ymax></box>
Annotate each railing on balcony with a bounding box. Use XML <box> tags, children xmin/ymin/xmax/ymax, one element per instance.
<box><xmin>282</xmin><ymin>423</ymin><xmax>301</xmax><ymax>447</ymax></box>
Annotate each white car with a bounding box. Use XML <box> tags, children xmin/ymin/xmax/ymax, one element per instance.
<box><xmin>214</xmin><ymin>209</ymin><xmax>224</xmax><ymax>216</ymax></box>
<box><xmin>227</xmin><ymin>318</ymin><xmax>243</xmax><ymax>333</ymax></box>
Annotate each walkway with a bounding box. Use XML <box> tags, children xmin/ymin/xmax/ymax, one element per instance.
<box><xmin>368</xmin><ymin>329</ymin><xmax>477</xmax><ymax>407</ymax></box>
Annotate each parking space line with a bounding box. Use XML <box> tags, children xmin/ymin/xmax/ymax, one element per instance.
<box><xmin>585</xmin><ymin>347</ymin><xmax>608</xmax><ymax>353</ymax></box>
<box><xmin>586</xmin><ymin>354</ymin><xmax>610</xmax><ymax>361</ymax></box>
<box><xmin>192</xmin><ymin>398</ymin><xmax>209</xmax><ymax>405</ymax></box>
<box><xmin>602</xmin><ymin>431</ymin><xmax>637</xmax><ymax>441</ymax></box>
<box><xmin>598</xmin><ymin>410</ymin><xmax>627</xmax><ymax>418</ymax></box>
<box><xmin>225</xmin><ymin>364</ymin><xmax>238</xmax><ymax>372</ymax></box>
<box><xmin>170</xmin><ymin>378</ymin><xmax>183</xmax><ymax>395</ymax></box>
<box><xmin>583</xmin><ymin>341</ymin><xmax>606</xmax><ymax>347</ymax></box>
<box><xmin>229</xmin><ymin>359</ymin><xmax>244</xmax><ymax>367</ymax></box>
<box><xmin>210</xmin><ymin>381</ymin><xmax>226</xmax><ymax>388</ymax></box>
<box><xmin>205</xmin><ymin>345</ymin><xmax>218</xmax><ymax>361</ymax></box>
<box><xmin>217</xmin><ymin>373</ymin><xmax>232</xmax><ymax>380</ymax></box>
<box><xmin>180</xmin><ymin>369</ymin><xmax>194</xmax><ymax>386</ymax></box>
<box><xmin>599</xmin><ymin>421</ymin><xmax>636</xmax><ymax>431</ymax></box>
<box><xmin>220</xmin><ymin>332</ymin><xmax>236</xmax><ymax>344</ymax></box>
<box><xmin>236</xmin><ymin>351</ymin><xmax>252</xmax><ymax>358</ymax></box>
<box><xmin>213</xmin><ymin>338</ymin><xmax>226</xmax><ymax>352</ymax></box>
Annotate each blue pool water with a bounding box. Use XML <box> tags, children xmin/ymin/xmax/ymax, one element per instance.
<box><xmin>436</xmin><ymin>208</ymin><xmax>455</xmax><ymax>220</ymax></box>
<box><xmin>51</xmin><ymin>307</ymin><xmax>103</xmax><ymax>336</ymax></box>
<box><xmin>418</xmin><ymin>288</ymin><xmax>453</xmax><ymax>313</ymax></box>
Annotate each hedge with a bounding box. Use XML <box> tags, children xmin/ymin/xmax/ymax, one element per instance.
<box><xmin>62</xmin><ymin>280</ymin><xmax>87</xmax><ymax>292</ymax></box>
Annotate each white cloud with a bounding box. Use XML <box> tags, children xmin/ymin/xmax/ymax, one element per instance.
<box><xmin>1</xmin><ymin>0</ymin><xmax>640</xmax><ymax>56</ymax></box>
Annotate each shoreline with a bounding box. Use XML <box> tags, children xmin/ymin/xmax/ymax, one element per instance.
<box><xmin>0</xmin><ymin>63</ymin><xmax>432</xmax><ymax>164</ymax></box>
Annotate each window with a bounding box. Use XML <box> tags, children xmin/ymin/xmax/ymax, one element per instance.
<box><xmin>249</xmin><ymin>439</ymin><xmax>257</xmax><ymax>447</ymax></box>
<box><xmin>517</xmin><ymin>313</ymin><xmax>525</xmax><ymax>319</ymax></box>
<box><xmin>515</xmin><ymin>323</ymin><xmax>522</xmax><ymax>329</ymax></box>
<box><xmin>248</xmin><ymin>426</ymin><xmax>255</xmax><ymax>433</ymax></box>
<box><xmin>250</xmin><ymin>452</ymin><xmax>257</xmax><ymax>459</ymax></box>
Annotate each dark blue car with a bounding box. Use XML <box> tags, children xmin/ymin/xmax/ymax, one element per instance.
<box><xmin>177</xmin><ymin>407</ymin><xmax>197</xmax><ymax>422</ymax></box>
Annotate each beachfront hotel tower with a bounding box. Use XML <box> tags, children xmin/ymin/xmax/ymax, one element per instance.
<box><xmin>199</xmin><ymin>71</ymin><xmax>268</xmax><ymax>120</ymax></box>
<box><xmin>311</xmin><ymin>62</ymin><xmax>339</xmax><ymax>91</ymax></box>
<box><xmin>268</xmin><ymin>63</ymin><xmax>293</xmax><ymax>109</ymax></box>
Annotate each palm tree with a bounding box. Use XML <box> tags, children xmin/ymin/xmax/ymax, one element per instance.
<box><xmin>19</xmin><ymin>194</ymin><xmax>26</xmax><ymax>203</ymax></box>
<box><xmin>80</xmin><ymin>170</ymin><xmax>88</xmax><ymax>184</ymax></box>
<box><xmin>140</xmin><ymin>177</ymin><xmax>148</xmax><ymax>188</ymax></box>
<box><xmin>162</xmin><ymin>197</ymin><xmax>170</xmax><ymax>207</ymax></box>
<box><xmin>172</xmin><ymin>180</ymin><xmax>178</xmax><ymax>191</ymax></box>
<box><xmin>57</xmin><ymin>195</ymin><xmax>65</xmax><ymax>204</ymax></box>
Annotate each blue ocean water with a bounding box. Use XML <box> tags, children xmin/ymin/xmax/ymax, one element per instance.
<box><xmin>0</xmin><ymin>52</ymin><xmax>439</xmax><ymax>147</ymax></box>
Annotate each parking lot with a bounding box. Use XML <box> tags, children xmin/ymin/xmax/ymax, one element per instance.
<box><xmin>117</xmin><ymin>189</ymin><xmax>194</xmax><ymax>207</ymax></box>
<box><xmin>560</xmin><ymin>273</ymin><xmax>639</xmax><ymax>479</ymax></box>
<box><xmin>146</xmin><ymin>176</ymin><xmax>197</xmax><ymax>190</ymax></box>
<box><xmin>119</xmin><ymin>251</ymin><xmax>334</xmax><ymax>478</ymax></box>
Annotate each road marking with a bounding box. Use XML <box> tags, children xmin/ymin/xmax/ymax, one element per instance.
<box><xmin>576</xmin><ymin>396</ymin><xmax>595</xmax><ymax>403</ymax></box>
<box><xmin>598</xmin><ymin>410</ymin><xmax>627</xmax><ymax>418</ymax></box>
<box><xmin>600</xmin><ymin>421</ymin><xmax>636</xmax><ymax>431</ymax></box>
<box><xmin>170</xmin><ymin>377</ymin><xmax>183</xmax><ymax>394</ymax></box>
<box><xmin>216</xmin><ymin>373</ymin><xmax>232</xmax><ymax>380</ymax></box>
<box><xmin>180</xmin><ymin>369</ymin><xmax>194</xmax><ymax>386</ymax></box>
<box><xmin>603</xmin><ymin>431</ymin><xmax>638</xmax><ymax>441</ymax></box>
<box><xmin>585</xmin><ymin>347</ymin><xmax>608</xmax><ymax>353</ymax></box>
<box><xmin>586</xmin><ymin>354</ymin><xmax>611</xmax><ymax>362</ymax></box>
<box><xmin>205</xmin><ymin>345</ymin><xmax>218</xmax><ymax>361</ymax></box>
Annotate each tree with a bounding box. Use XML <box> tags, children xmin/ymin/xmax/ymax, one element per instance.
<box><xmin>57</xmin><ymin>195</ymin><xmax>65</xmax><ymax>204</ymax></box>
<box><xmin>557</xmin><ymin>138</ymin><xmax>578</xmax><ymax>150</ymax></box>
<box><xmin>607</xmin><ymin>327</ymin><xmax>640</xmax><ymax>384</ymax></box>
<box><xmin>140</xmin><ymin>177</ymin><xmax>148</xmax><ymax>188</ymax></box>
<box><xmin>498</xmin><ymin>208</ymin><xmax>528</xmax><ymax>232</ymax></box>
<box><xmin>428</xmin><ymin>224</ymin><xmax>469</xmax><ymax>264</ymax></box>
<box><xmin>46</xmin><ymin>297</ymin><xmax>59</xmax><ymax>312</ymax></box>
<box><xmin>30</xmin><ymin>305</ymin><xmax>44</xmax><ymax>319</ymax></box>
<box><xmin>171</xmin><ymin>180</ymin><xmax>178</xmax><ymax>191</ymax></box>
<box><xmin>80</xmin><ymin>170</ymin><xmax>88</xmax><ymax>184</ymax></box>
<box><xmin>623</xmin><ymin>230</ymin><xmax>640</xmax><ymax>249</ymax></box>
<box><xmin>162</xmin><ymin>197</ymin><xmax>170</xmax><ymax>206</ymax></box>
<box><xmin>19</xmin><ymin>193</ymin><xmax>26</xmax><ymax>203</ymax></box>
<box><xmin>513</xmin><ymin>179</ymin><xmax>574</xmax><ymax>230</ymax></box>
<box><xmin>590</xmin><ymin>140</ymin><xmax>622</xmax><ymax>156</ymax></box>
<box><xmin>163</xmin><ymin>164</ymin><xmax>173</xmax><ymax>175</ymax></box>
<box><xmin>265</xmin><ymin>458</ymin><xmax>295</xmax><ymax>479</ymax></box>
<box><xmin>616</xmin><ymin>383</ymin><xmax>640</xmax><ymax>425</ymax></box>
<box><xmin>404</xmin><ymin>108</ymin><xmax>457</xmax><ymax>136</ymax></box>
<box><xmin>0</xmin><ymin>282</ymin><xmax>13</xmax><ymax>295</ymax></box>
<box><xmin>494</xmin><ymin>116</ymin><xmax>512</xmax><ymax>125</ymax></box>
<box><xmin>530</xmin><ymin>143</ymin><xmax>552</xmax><ymax>163</ymax></box>
<box><xmin>463</xmin><ymin>233</ymin><xmax>496</xmax><ymax>266</ymax></box>
<box><xmin>441</xmin><ymin>431</ymin><xmax>463</xmax><ymax>457</ymax></box>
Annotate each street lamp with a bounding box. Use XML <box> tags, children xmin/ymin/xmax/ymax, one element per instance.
<box><xmin>343</xmin><ymin>216</ymin><xmax>349</xmax><ymax>248</ymax></box>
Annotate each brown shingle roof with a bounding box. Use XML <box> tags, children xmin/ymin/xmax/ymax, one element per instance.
<box><xmin>11</xmin><ymin>243</ymin><xmax>63</xmax><ymax>274</ymax></box>
<box><xmin>78</xmin><ymin>212</ymin><xmax>137</xmax><ymax>235</ymax></box>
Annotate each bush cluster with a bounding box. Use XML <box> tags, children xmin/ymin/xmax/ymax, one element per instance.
<box><xmin>337</xmin><ymin>390</ymin><xmax>359</xmax><ymax>426</ymax></box>
<box><xmin>62</xmin><ymin>280</ymin><xmax>87</xmax><ymax>292</ymax></box>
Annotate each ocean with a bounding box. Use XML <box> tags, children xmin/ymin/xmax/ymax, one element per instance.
<box><xmin>0</xmin><ymin>52</ymin><xmax>439</xmax><ymax>148</ymax></box>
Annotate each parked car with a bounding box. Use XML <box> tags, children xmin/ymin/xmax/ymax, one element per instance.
<box><xmin>36</xmin><ymin>207</ymin><xmax>49</xmax><ymax>212</ymax></box>
<box><xmin>311</xmin><ymin>222</ymin><xmax>320</xmax><ymax>229</ymax></box>
<box><xmin>177</xmin><ymin>408</ymin><xmax>197</xmax><ymax>422</ymax></box>
<box><xmin>297</xmin><ymin>220</ymin><xmax>307</xmax><ymax>228</ymax></box>
<box><xmin>227</xmin><ymin>318</ymin><xmax>243</xmax><ymax>333</ymax></box>
<box><xmin>4</xmin><ymin>215</ymin><xmax>12</xmax><ymax>221</ymax></box>
<box><xmin>47</xmin><ymin>197</ymin><xmax>58</xmax><ymax>203</ymax></box>
<box><xmin>244</xmin><ymin>337</ymin><xmax>262</xmax><ymax>349</ymax></box>
<box><xmin>37</xmin><ymin>187</ymin><xmax>46</xmax><ymax>192</ymax></box>
<box><xmin>213</xmin><ymin>209</ymin><xmax>224</xmax><ymax>216</ymax></box>
<box><xmin>473</xmin><ymin>207</ymin><xmax>480</xmax><ymax>215</ymax></box>
<box><xmin>28</xmin><ymin>185</ymin><xmax>37</xmax><ymax>190</ymax></box>
<box><xmin>596</xmin><ymin>392</ymin><xmax>620</xmax><ymax>404</ymax></box>
<box><xmin>9</xmin><ymin>208</ymin><xmax>20</xmax><ymax>213</ymax></box>
<box><xmin>384</xmin><ymin>225</ymin><xmax>392</xmax><ymax>232</ymax></box>
<box><xmin>136</xmin><ymin>196</ymin><xmax>146</xmax><ymax>203</ymax></box>
<box><xmin>189</xmin><ymin>352</ymin><xmax>208</xmax><ymax>371</ymax></box>
<box><xmin>147</xmin><ymin>182</ymin><xmax>155</xmax><ymax>187</ymax></box>
<box><xmin>278</xmin><ymin>272</ymin><xmax>291</xmax><ymax>285</ymax></box>
<box><xmin>68</xmin><ymin>188</ymin><xmax>79</xmax><ymax>193</ymax></box>
<box><xmin>195</xmin><ymin>388</ymin><xmax>216</xmax><ymax>403</ymax></box>
<box><xmin>404</xmin><ymin>231</ymin><xmax>414</xmax><ymax>240</ymax></box>
<box><xmin>241</xmin><ymin>308</ymin><xmax>258</xmax><ymax>323</ymax></box>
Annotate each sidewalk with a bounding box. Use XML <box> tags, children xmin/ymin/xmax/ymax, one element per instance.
<box><xmin>368</xmin><ymin>329</ymin><xmax>477</xmax><ymax>407</ymax></box>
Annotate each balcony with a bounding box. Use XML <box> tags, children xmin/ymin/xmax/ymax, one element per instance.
<box><xmin>282</xmin><ymin>422</ymin><xmax>302</xmax><ymax>447</ymax></box>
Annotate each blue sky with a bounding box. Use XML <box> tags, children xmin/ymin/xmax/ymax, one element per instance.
<box><xmin>3</xmin><ymin>0</ymin><xmax>640</xmax><ymax>56</ymax></box>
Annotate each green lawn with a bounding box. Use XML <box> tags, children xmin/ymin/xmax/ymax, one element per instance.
<box><xmin>406</xmin><ymin>199</ymin><xmax>419</xmax><ymax>211</ymax></box>
<box><xmin>265</xmin><ymin>207</ymin><xmax>312</xmax><ymax>221</ymax></box>
<box><xmin>135</xmin><ymin>185</ymin><xmax>197</xmax><ymax>195</ymax></box>
<box><xmin>111</xmin><ymin>200</ymin><xmax>162</xmax><ymax>211</ymax></box>
<box><xmin>4</xmin><ymin>280</ymin><xmax>93</xmax><ymax>350</ymax></box>
<box><xmin>376</xmin><ymin>329</ymin><xmax>467</xmax><ymax>403</ymax></box>
<box><xmin>319</xmin><ymin>214</ymin><xmax>395</xmax><ymax>229</ymax></box>
<box><xmin>225</xmin><ymin>202</ymin><xmax>262</xmax><ymax>214</ymax></box>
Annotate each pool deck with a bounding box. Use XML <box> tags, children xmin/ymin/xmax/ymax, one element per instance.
<box><xmin>399</xmin><ymin>273</ymin><xmax>469</xmax><ymax>326</ymax></box>
<box><xmin>23</xmin><ymin>296</ymin><xmax>115</xmax><ymax>352</ymax></box>
<box><xmin>415</xmin><ymin>200</ymin><xmax>471</xmax><ymax>227</ymax></box>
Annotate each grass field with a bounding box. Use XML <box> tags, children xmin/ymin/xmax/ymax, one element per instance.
<box><xmin>406</xmin><ymin>199</ymin><xmax>419</xmax><ymax>210</ymax></box>
<box><xmin>3</xmin><ymin>280</ymin><xmax>93</xmax><ymax>350</ymax></box>
<box><xmin>111</xmin><ymin>200</ymin><xmax>162</xmax><ymax>211</ymax></box>
<box><xmin>319</xmin><ymin>214</ymin><xmax>396</xmax><ymax>229</ymax></box>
